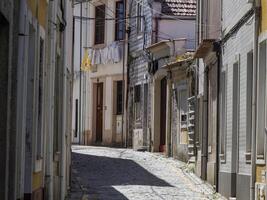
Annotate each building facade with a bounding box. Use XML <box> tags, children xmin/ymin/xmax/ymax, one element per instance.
<box><xmin>72</xmin><ymin>0</ymin><xmax>128</xmax><ymax>147</ymax></box>
<box><xmin>218</xmin><ymin>1</ymin><xmax>255</xmax><ymax>199</ymax></box>
<box><xmin>0</xmin><ymin>0</ymin><xmax>73</xmax><ymax>199</ymax></box>
<box><xmin>128</xmin><ymin>0</ymin><xmax>196</xmax><ymax>153</ymax></box>
<box><xmin>194</xmin><ymin>0</ymin><xmax>267</xmax><ymax>199</ymax></box>
<box><xmin>194</xmin><ymin>0</ymin><xmax>221</xmax><ymax>189</ymax></box>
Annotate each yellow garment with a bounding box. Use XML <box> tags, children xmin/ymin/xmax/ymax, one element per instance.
<box><xmin>81</xmin><ymin>49</ymin><xmax>91</xmax><ymax>71</ymax></box>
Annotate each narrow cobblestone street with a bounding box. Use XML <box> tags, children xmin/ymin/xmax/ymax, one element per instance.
<box><xmin>68</xmin><ymin>146</ymin><xmax>224</xmax><ymax>200</ymax></box>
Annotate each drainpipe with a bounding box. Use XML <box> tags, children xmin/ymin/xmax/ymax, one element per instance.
<box><xmin>214</xmin><ymin>41</ymin><xmax>221</xmax><ymax>192</ymax></box>
<box><xmin>166</xmin><ymin>70</ymin><xmax>172</xmax><ymax>157</ymax></box>
<box><xmin>122</xmin><ymin>0</ymin><xmax>127</xmax><ymax>148</ymax></box>
<box><xmin>202</xmin><ymin>66</ymin><xmax>208</xmax><ymax>180</ymax></box>
<box><xmin>60</xmin><ymin>0</ymin><xmax>68</xmax><ymax>199</ymax></box>
<box><xmin>46</xmin><ymin>0</ymin><xmax>57</xmax><ymax>199</ymax></box>
<box><xmin>251</xmin><ymin>1</ymin><xmax>260</xmax><ymax>199</ymax></box>
<box><xmin>79</xmin><ymin>2</ymin><xmax>83</xmax><ymax>145</ymax></box>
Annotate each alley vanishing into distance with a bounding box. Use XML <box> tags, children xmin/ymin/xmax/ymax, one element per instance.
<box><xmin>68</xmin><ymin>146</ymin><xmax>223</xmax><ymax>200</ymax></box>
<box><xmin>2</xmin><ymin>0</ymin><xmax>267</xmax><ymax>199</ymax></box>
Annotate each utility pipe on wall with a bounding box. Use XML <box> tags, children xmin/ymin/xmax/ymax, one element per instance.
<box><xmin>166</xmin><ymin>70</ymin><xmax>172</xmax><ymax>157</ymax></box>
<box><xmin>201</xmin><ymin>67</ymin><xmax>208</xmax><ymax>180</ymax></box>
<box><xmin>79</xmin><ymin>1</ymin><xmax>83</xmax><ymax>145</ymax></box>
<box><xmin>60</xmin><ymin>0</ymin><xmax>69</xmax><ymax>199</ymax></box>
<box><xmin>250</xmin><ymin>1</ymin><xmax>260</xmax><ymax>199</ymax></box>
<box><xmin>46</xmin><ymin>0</ymin><xmax>58</xmax><ymax>199</ymax></box>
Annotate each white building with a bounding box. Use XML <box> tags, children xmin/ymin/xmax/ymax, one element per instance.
<box><xmin>72</xmin><ymin>0</ymin><xmax>127</xmax><ymax>146</ymax></box>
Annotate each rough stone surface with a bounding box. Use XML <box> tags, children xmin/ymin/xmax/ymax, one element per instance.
<box><xmin>67</xmin><ymin>146</ymin><xmax>225</xmax><ymax>200</ymax></box>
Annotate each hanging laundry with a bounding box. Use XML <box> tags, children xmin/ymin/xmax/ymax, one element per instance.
<box><xmin>100</xmin><ymin>47</ymin><xmax>109</xmax><ymax>65</ymax></box>
<box><xmin>113</xmin><ymin>42</ymin><xmax>121</xmax><ymax>63</ymax></box>
<box><xmin>91</xmin><ymin>49</ymin><xmax>101</xmax><ymax>65</ymax></box>
<box><xmin>90</xmin><ymin>41</ymin><xmax>122</xmax><ymax>65</ymax></box>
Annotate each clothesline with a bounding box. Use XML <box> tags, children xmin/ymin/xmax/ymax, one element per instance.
<box><xmin>86</xmin><ymin>41</ymin><xmax>122</xmax><ymax>65</ymax></box>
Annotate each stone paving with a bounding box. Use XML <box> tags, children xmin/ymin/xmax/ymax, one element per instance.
<box><xmin>67</xmin><ymin>146</ymin><xmax>225</xmax><ymax>200</ymax></box>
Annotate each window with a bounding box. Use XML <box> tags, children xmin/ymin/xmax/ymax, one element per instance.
<box><xmin>115</xmin><ymin>1</ymin><xmax>125</xmax><ymax>41</ymax></box>
<box><xmin>256</xmin><ymin>41</ymin><xmax>266</xmax><ymax>161</ymax></box>
<box><xmin>232</xmin><ymin>62</ymin><xmax>240</xmax><ymax>164</ymax></box>
<box><xmin>95</xmin><ymin>5</ymin><xmax>105</xmax><ymax>44</ymax></box>
<box><xmin>246</xmin><ymin>51</ymin><xmax>253</xmax><ymax>155</ymax></box>
<box><xmin>116</xmin><ymin>81</ymin><xmax>123</xmax><ymax>115</ymax></box>
<box><xmin>179</xmin><ymin>89</ymin><xmax>188</xmax><ymax>145</ymax></box>
<box><xmin>220</xmin><ymin>69</ymin><xmax>227</xmax><ymax>160</ymax></box>
<box><xmin>134</xmin><ymin>85</ymin><xmax>141</xmax><ymax>121</ymax></box>
<box><xmin>75</xmin><ymin>99</ymin><xmax>79</xmax><ymax>137</ymax></box>
<box><xmin>136</xmin><ymin>1</ymin><xmax>143</xmax><ymax>34</ymax></box>
<box><xmin>53</xmin><ymin>54</ymin><xmax>61</xmax><ymax>154</ymax></box>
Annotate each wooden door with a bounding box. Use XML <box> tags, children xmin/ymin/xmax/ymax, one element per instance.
<box><xmin>96</xmin><ymin>83</ymin><xmax>103</xmax><ymax>143</ymax></box>
<box><xmin>160</xmin><ymin>78</ymin><xmax>167</xmax><ymax>152</ymax></box>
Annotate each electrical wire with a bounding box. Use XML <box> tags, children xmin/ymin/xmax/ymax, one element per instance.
<box><xmin>133</xmin><ymin>0</ymin><xmax>222</xmax><ymax>28</ymax></box>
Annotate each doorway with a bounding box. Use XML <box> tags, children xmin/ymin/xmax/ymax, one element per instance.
<box><xmin>96</xmin><ymin>82</ymin><xmax>104</xmax><ymax>143</ymax></box>
<box><xmin>0</xmin><ymin>13</ymin><xmax>9</xmax><ymax>199</ymax></box>
<box><xmin>160</xmin><ymin>78</ymin><xmax>167</xmax><ymax>152</ymax></box>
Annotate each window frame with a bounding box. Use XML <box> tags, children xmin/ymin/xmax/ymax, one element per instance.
<box><xmin>256</xmin><ymin>41</ymin><xmax>267</xmax><ymax>164</ymax></box>
<box><xmin>220</xmin><ymin>66</ymin><xmax>227</xmax><ymax>163</ymax></box>
<box><xmin>136</xmin><ymin>0</ymin><xmax>144</xmax><ymax>35</ymax></box>
<box><xmin>115</xmin><ymin>1</ymin><xmax>125</xmax><ymax>41</ymax></box>
<box><xmin>245</xmin><ymin>51</ymin><xmax>253</xmax><ymax>161</ymax></box>
<box><xmin>134</xmin><ymin>85</ymin><xmax>141</xmax><ymax>122</ymax></box>
<box><xmin>95</xmin><ymin>4</ymin><xmax>106</xmax><ymax>45</ymax></box>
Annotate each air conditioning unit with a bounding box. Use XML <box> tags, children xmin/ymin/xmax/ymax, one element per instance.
<box><xmin>255</xmin><ymin>183</ymin><xmax>266</xmax><ymax>200</ymax></box>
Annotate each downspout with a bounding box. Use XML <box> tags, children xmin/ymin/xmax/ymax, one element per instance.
<box><xmin>166</xmin><ymin>70</ymin><xmax>172</xmax><ymax>157</ymax></box>
<box><xmin>79</xmin><ymin>2</ymin><xmax>83</xmax><ymax>145</ymax></box>
<box><xmin>215</xmin><ymin>41</ymin><xmax>221</xmax><ymax>192</ymax></box>
<box><xmin>194</xmin><ymin>0</ymin><xmax>200</xmax><ymax>164</ymax></box>
<box><xmin>126</xmin><ymin>0</ymin><xmax>133</xmax><ymax>148</ymax></box>
<box><xmin>46</xmin><ymin>0</ymin><xmax>57</xmax><ymax>199</ymax></box>
<box><xmin>202</xmin><ymin>66</ymin><xmax>208</xmax><ymax>180</ymax></box>
<box><xmin>122</xmin><ymin>0</ymin><xmax>127</xmax><ymax>148</ymax></box>
<box><xmin>60</xmin><ymin>0</ymin><xmax>68</xmax><ymax>199</ymax></box>
<box><xmin>251</xmin><ymin>1</ymin><xmax>260</xmax><ymax>199</ymax></box>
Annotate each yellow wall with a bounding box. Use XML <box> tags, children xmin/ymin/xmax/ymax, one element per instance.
<box><xmin>32</xmin><ymin>172</ymin><xmax>43</xmax><ymax>191</ymax></box>
<box><xmin>27</xmin><ymin>0</ymin><xmax>37</xmax><ymax>16</ymax></box>
<box><xmin>261</xmin><ymin>0</ymin><xmax>267</xmax><ymax>33</ymax></box>
<box><xmin>256</xmin><ymin>165</ymin><xmax>266</xmax><ymax>183</ymax></box>
<box><xmin>38</xmin><ymin>0</ymin><xmax>48</xmax><ymax>29</ymax></box>
<box><xmin>27</xmin><ymin>0</ymin><xmax>48</xmax><ymax>29</ymax></box>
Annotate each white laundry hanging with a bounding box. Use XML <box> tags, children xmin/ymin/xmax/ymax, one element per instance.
<box><xmin>90</xmin><ymin>42</ymin><xmax>122</xmax><ymax>65</ymax></box>
<box><xmin>100</xmin><ymin>47</ymin><xmax>109</xmax><ymax>65</ymax></box>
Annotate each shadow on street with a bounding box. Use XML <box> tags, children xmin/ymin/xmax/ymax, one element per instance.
<box><xmin>70</xmin><ymin>151</ymin><xmax>173</xmax><ymax>200</ymax></box>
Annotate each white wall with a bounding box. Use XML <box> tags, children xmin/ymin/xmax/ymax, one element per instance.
<box><xmin>220</xmin><ymin>16</ymin><xmax>254</xmax><ymax>175</ymax></box>
<box><xmin>222</xmin><ymin>0</ymin><xmax>252</xmax><ymax>33</ymax></box>
<box><xmin>72</xmin><ymin>0</ymin><xmax>127</xmax><ymax>144</ymax></box>
<box><xmin>158</xmin><ymin>19</ymin><xmax>196</xmax><ymax>50</ymax></box>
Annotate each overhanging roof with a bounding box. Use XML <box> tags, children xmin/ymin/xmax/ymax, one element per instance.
<box><xmin>194</xmin><ymin>39</ymin><xmax>215</xmax><ymax>58</ymax></box>
<box><xmin>146</xmin><ymin>38</ymin><xmax>187</xmax><ymax>54</ymax></box>
<box><xmin>162</xmin><ymin>56</ymin><xmax>193</xmax><ymax>70</ymax></box>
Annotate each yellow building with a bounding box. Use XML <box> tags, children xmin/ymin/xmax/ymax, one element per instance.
<box><xmin>261</xmin><ymin>0</ymin><xmax>267</xmax><ymax>33</ymax></box>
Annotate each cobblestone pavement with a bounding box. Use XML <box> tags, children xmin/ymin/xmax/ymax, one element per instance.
<box><xmin>67</xmin><ymin>146</ymin><xmax>225</xmax><ymax>200</ymax></box>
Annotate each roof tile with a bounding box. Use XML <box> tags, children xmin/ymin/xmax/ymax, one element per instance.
<box><xmin>155</xmin><ymin>0</ymin><xmax>197</xmax><ymax>17</ymax></box>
